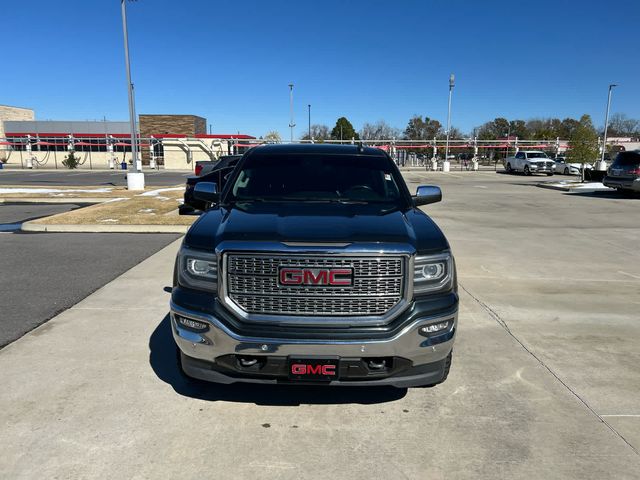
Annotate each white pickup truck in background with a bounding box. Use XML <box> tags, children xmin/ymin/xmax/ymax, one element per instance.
<box><xmin>505</xmin><ymin>150</ymin><xmax>555</xmax><ymax>176</ymax></box>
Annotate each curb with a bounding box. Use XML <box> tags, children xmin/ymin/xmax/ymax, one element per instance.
<box><xmin>0</xmin><ymin>197</ymin><xmax>106</xmax><ymax>204</ymax></box>
<box><xmin>21</xmin><ymin>222</ymin><xmax>190</xmax><ymax>233</ymax></box>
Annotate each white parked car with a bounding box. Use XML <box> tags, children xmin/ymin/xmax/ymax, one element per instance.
<box><xmin>553</xmin><ymin>156</ymin><xmax>593</xmax><ymax>175</ymax></box>
<box><xmin>505</xmin><ymin>150</ymin><xmax>554</xmax><ymax>176</ymax></box>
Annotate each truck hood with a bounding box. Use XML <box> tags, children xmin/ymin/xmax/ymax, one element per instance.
<box><xmin>184</xmin><ymin>202</ymin><xmax>449</xmax><ymax>254</ymax></box>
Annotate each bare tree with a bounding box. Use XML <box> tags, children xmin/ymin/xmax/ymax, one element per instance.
<box><xmin>263</xmin><ymin>131</ymin><xmax>282</xmax><ymax>143</ymax></box>
<box><xmin>360</xmin><ymin>120</ymin><xmax>400</xmax><ymax>140</ymax></box>
<box><xmin>606</xmin><ymin>113</ymin><xmax>640</xmax><ymax>137</ymax></box>
<box><xmin>301</xmin><ymin>124</ymin><xmax>330</xmax><ymax>141</ymax></box>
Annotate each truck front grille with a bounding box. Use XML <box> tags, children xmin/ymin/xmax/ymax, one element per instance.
<box><xmin>224</xmin><ymin>254</ymin><xmax>405</xmax><ymax>317</ymax></box>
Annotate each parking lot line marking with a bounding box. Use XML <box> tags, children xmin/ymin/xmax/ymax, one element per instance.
<box><xmin>618</xmin><ymin>271</ymin><xmax>640</xmax><ymax>280</ymax></box>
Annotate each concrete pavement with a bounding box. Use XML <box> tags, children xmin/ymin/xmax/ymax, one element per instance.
<box><xmin>1</xmin><ymin>171</ymin><xmax>639</xmax><ymax>479</ymax></box>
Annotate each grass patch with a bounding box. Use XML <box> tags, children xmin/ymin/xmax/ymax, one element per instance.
<box><xmin>30</xmin><ymin>188</ymin><xmax>196</xmax><ymax>226</ymax></box>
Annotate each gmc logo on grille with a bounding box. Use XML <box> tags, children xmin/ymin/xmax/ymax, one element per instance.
<box><xmin>278</xmin><ymin>267</ymin><xmax>353</xmax><ymax>286</ymax></box>
<box><xmin>291</xmin><ymin>364</ymin><xmax>337</xmax><ymax>376</ymax></box>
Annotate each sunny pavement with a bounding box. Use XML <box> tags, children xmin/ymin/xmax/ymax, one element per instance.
<box><xmin>1</xmin><ymin>171</ymin><xmax>639</xmax><ymax>479</ymax></box>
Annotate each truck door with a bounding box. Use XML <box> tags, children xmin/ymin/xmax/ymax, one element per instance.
<box><xmin>515</xmin><ymin>151</ymin><xmax>525</xmax><ymax>170</ymax></box>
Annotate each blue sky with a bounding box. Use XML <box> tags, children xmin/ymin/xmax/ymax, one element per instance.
<box><xmin>2</xmin><ymin>0</ymin><xmax>638</xmax><ymax>138</ymax></box>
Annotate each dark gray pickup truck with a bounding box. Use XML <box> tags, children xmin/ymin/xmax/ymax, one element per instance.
<box><xmin>171</xmin><ymin>144</ymin><xmax>458</xmax><ymax>388</ymax></box>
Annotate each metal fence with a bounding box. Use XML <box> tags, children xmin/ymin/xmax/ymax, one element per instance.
<box><xmin>0</xmin><ymin>134</ymin><xmax>625</xmax><ymax>170</ymax></box>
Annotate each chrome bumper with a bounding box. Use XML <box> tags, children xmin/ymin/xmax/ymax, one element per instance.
<box><xmin>170</xmin><ymin>301</ymin><xmax>456</xmax><ymax>367</ymax></box>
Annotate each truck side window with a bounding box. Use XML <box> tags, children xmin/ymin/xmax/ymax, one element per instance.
<box><xmin>515</xmin><ymin>152</ymin><xmax>524</xmax><ymax>159</ymax></box>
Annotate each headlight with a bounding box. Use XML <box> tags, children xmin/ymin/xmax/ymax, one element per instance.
<box><xmin>413</xmin><ymin>253</ymin><xmax>452</xmax><ymax>294</ymax></box>
<box><xmin>177</xmin><ymin>246</ymin><xmax>217</xmax><ymax>292</ymax></box>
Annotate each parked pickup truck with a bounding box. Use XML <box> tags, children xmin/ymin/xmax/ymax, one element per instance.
<box><xmin>170</xmin><ymin>144</ymin><xmax>458</xmax><ymax>388</ymax></box>
<box><xmin>505</xmin><ymin>150</ymin><xmax>555</xmax><ymax>176</ymax></box>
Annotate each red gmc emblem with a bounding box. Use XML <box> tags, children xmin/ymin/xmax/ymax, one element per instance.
<box><xmin>278</xmin><ymin>267</ymin><xmax>353</xmax><ymax>286</ymax></box>
<box><xmin>291</xmin><ymin>364</ymin><xmax>337</xmax><ymax>376</ymax></box>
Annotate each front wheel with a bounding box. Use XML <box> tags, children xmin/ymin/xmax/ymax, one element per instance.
<box><xmin>564</xmin><ymin>167</ymin><xmax>570</xmax><ymax>175</ymax></box>
<box><xmin>547</xmin><ymin>172</ymin><xmax>554</xmax><ymax>176</ymax></box>
<box><xmin>524</xmin><ymin>165</ymin><xmax>531</xmax><ymax>176</ymax></box>
<box><xmin>505</xmin><ymin>163</ymin><xmax>512</xmax><ymax>173</ymax></box>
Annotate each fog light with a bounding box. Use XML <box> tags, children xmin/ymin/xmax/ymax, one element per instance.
<box><xmin>418</xmin><ymin>320</ymin><xmax>451</xmax><ymax>337</ymax></box>
<box><xmin>176</xmin><ymin>315</ymin><xmax>209</xmax><ymax>332</ymax></box>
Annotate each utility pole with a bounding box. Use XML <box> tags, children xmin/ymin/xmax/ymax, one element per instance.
<box><xmin>308</xmin><ymin>104</ymin><xmax>311</xmax><ymax>141</ymax></box>
<box><xmin>444</xmin><ymin>73</ymin><xmax>455</xmax><ymax>172</ymax></box>
<box><xmin>121</xmin><ymin>0</ymin><xmax>144</xmax><ymax>189</ymax></box>
<box><xmin>288</xmin><ymin>83</ymin><xmax>295</xmax><ymax>142</ymax></box>
<box><xmin>598</xmin><ymin>83</ymin><xmax>618</xmax><ymax>170</ymax></box>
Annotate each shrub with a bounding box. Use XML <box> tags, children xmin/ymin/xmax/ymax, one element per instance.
<box><xmin>62</xmin><ymin>151</ymin><xmax>81</xmax><ymax>169</ymax></box>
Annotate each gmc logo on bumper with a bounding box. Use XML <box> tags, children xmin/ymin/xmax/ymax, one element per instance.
<box><xmin>278</xmin><ymin>267</ymin><xmax>353</xmax><ymax>286</ymax></box>
<box><xmin>291</xmin><ymin>364</ymin><xmax>337</xmax><ymax>376</ymax></box>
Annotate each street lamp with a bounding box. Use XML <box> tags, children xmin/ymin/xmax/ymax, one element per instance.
<box><xmin>598</xmin><ymin>83</ymin><xmax>618</xmax><ymax>170</ymax></box>
<box><xmin>444</xmin><ymin>74</ymin><xmax>455</xmax><ymax>172</ymax></box>
<box><xmin>308</xmin><ymin>104</ymin><xmax>311</xmax><ymax>141</ymax></box>
<box><xmin>288</xmin><ymin>83</ymin><xmax>295</xmax><ymax>142</ymax></box>
<box><xmin>121</xmin><ymin>0</ymin><xmax>144</xmax><ymax>190</ymax></box>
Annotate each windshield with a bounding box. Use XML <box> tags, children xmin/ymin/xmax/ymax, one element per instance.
<box><xmin>227</xmin><ymin>153</ymin><xmax>404</xmax><ymax>204</ymax></box>
<box><xmin>527</xmin><ymin>152</ymin><xmax>549</xmax><ymax>159</ymax></box>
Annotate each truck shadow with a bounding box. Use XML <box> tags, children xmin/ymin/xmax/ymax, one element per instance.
<box><xmin>149</xmin><ymin>314</ymin><xmax>408</xmax><ymax>405</ymax></box>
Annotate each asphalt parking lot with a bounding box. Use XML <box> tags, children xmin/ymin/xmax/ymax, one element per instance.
<box><xmin>0</xmin><ymin>168</ymin><xmax>190</xmax><ymax>186</ymax></box>
<box><xmin>0</xmin><ymin>171</ymin><xmax>638</xmax><ymax>479</ymax></box>
<box><xmin>0</xmin><ymin>203</ymin><xmax>181</xmax><ymax>347</ymax></box>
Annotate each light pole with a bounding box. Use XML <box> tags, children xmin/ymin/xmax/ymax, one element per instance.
<box><xmin>121</xmin><ymin>0</ymin><xmax>144</xmax><ymax>190</ymax></box>
<box><xmin>444</xmin><ymin>73</ymin><xmax>455</xmax><ymax>172</ymax></box>
<box><xmin>598</xmin><ymin>83</ymin><xmax>618</xmax><ymax>170</ymax></box>
<box><xmin>308</xmin><ymin>104</ymin><xmax>311</xmax><ymax>141</ymax></box>
<box><xmin>288</xmin><ymin>83</ymin><xmax>295</xmax><ymax>142</ymax></box>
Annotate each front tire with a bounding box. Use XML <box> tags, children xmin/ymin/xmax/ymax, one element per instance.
<box><xmin>505</xmin><ymin>163</ymin><xmax>512</xmax><ymax>173</ymax></box>
<box><xmin>524</xmin><ymin>165</ymin><xmax>531</xmax><ymax>176</ymax></box>
<box><xmin>564</xmin><ymin>167</ymin><xmax>570</xmax><ymax>175</ymax></box>
<box><xmin>547</xmin><ymin>172</ymin><xmax>554</xmax><ymax>176</ymax></box>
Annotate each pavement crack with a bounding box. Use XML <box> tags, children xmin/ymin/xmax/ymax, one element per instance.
<box><xmin>459</xmin><ymin>282</ymin><xmax>640</xmax><ymax>457</ymax></box>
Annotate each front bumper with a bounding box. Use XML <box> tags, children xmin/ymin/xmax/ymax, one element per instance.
<box><xmin>529</xmin><ymin>164</ymin><xmax>553</xmax><ymax>173</ymax></box>
<box><xmin>603</xmin><ymin>176</ymin><xmax>640</xmax><ymax>192</ymax></box>
<box><xmin>170</xmin><ymin>297</ymin><xmax>457</xmax><ymax>387</ymax></box>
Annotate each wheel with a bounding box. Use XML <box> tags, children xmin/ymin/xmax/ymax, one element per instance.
<box><xmin>547</xmin><ymin>172</ymin><xmax>554</xmax><ymax>176</ymax></box>
<box><xmin>564</xmin><ymin>167</ymin><xmax>570</xmax><ymax>175</ymax></box>
<box><xmin>524</xmin><ymin>165</ymin><xmax>531</xmax><ymax>176</ymax></box>
<box><xmin>505</xmin><ymin>163</ymin><xmax>512</xmax><ymax>173</ymax></box>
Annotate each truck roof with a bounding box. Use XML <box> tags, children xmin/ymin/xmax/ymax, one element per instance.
<box><xmin>251</xmin><ymin>143</ymin><xmax>386</xmax><ymax>156</ymax></box>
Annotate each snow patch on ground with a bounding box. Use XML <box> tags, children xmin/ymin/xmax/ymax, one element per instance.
<box><xmin>99</xmin><ymin>218</ymin><xmax>119</xmax><ymax>223</ymax></box>
<box><xmin>544</xmin><ymin>181</ymin><xmax>613</xmax><ymax>191</ymax></box>
<box><xmin>138</xmin><ymin>208</ymin><xmax>156</xmax><ymax>214</ymax></box>
<box><xmin>102</xmin><ymin>197</ymin><xmax>127</xmax><ymax>204</ymax></box>
<box><xmin>138</xmin><ymin>187</ymin><xmax>183</xmax><ymax>197</ymax></box>
<box><xmin>0</xmin><ymin>188</ymin><xmax>113</xmax><ymax>194</ymax></box>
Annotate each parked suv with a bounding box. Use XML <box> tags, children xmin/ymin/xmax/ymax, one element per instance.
<box><xmin>170</xmin><ymin>144</ymin><xmax>458</xmax><ymax>387</ymax></box>
<box><xmin>603</xmin><ymin>151</ymin><xmax>640</xmax><ymax>195</ymax></box>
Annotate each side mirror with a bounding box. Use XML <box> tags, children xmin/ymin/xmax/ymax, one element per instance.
<box><xmin>413</xmin><ymin>185</ymin><xmax>442</xmax><ymax>206</ymax></box>
<box><xmin>193</xmin><ymin>182</ymin><xmax>220</xmax><ymax>205</ymax></box>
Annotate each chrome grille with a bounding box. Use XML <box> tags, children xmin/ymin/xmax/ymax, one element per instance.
<box><xmin>225</xmin><ymin>254</ymin><xmax>405</xmax><ymax>317</ymax></box>
<box><xmin>228</xmin><ymin>256</ymin><xmax>402</xmax><ymax>277</ymax></box>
